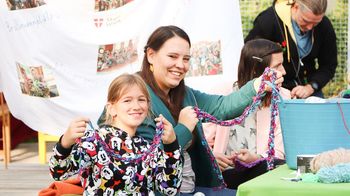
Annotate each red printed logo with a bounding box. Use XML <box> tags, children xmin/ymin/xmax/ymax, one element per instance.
<box><xmin>94</xmin><ymin>18</ymin><xmax>104</xmax><ymax>28</ymax></box>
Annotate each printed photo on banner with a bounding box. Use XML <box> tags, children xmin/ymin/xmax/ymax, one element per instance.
<box><xmin>94</xmin><ymin>0</ymin><xmax>133</xmax><ymax>12</ymax></box>
<box><xmin>16</xmin><ymin>62</ymin><xmax>59</xmax><ymax>98</ymax></box>
<box><xmin>96</xmin><ymin>39</ymin><xmax>138</xmax><ymax>73</ymax></box>
<box><xmin>6</xmin><ymin>0</ymin><xmax>46</xmax><ymax>11</ymax></box>
<box><xmin>187</xmin><ymin>40</ymin><xmax>222</xmax><ymax>77</ymax></box>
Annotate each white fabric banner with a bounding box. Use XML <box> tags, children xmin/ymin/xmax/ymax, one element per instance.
<box><xmin>0</xmin><ymin>0</ymin><xmax>243</xmax><ymax>135</ymax></box>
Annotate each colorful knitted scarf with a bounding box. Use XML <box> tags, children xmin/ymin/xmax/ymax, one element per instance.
<box><xmin>192</xmin><ymin>67</ymin><xmax>280</xmax><ymax>188</ymax></box>
<box><xmin>77</xmin><ymin>67</ymin><xmax>279</xmax><ymax>189</ymax></box>
<box><xmin>75</xmin><ymin>121</ymin><xmax>165</xmax><ymax>187</ymax></box>
<box><xmin>83</xmin><ymin>121</ymin><xmax>165</xmax><ymax>164</ymax></box>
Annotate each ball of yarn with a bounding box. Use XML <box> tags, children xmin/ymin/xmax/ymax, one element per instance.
<box><xmin>317</xmin><ymin>163</ymin><xmax>350</xmax><ymax>183</ymax></box>
<box><xmin>310</xmin><ymin>148</ymin><xmax>350</xmax><ymax>173</ymax></box>
<box><xmin>302</xmin><ymin>173</ymin><xmax>319</xmax><ymax>183</ymax></box>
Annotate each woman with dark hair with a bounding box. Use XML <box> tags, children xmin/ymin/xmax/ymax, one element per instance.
<box><xmin>135</xmin><ymin>26</ymin><xmax>284</xmax><ymax>195</ymax></box>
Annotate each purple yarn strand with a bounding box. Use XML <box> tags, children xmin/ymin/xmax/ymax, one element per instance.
<box><xmin>194</xmin><ymin>67</ymin><xmax>279</xmax><ymax>172</ymax></box>
<box><xmin>234</xmin><ymin>158</ymin><xmax>267</xmax><ymax>171</ymax></box>
<box><xmin>74</xmin><ymin>67</ymin><xmax>279</xmax><ymax>190</ymax></box>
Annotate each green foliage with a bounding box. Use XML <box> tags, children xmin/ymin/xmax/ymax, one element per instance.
<box><xmin>239</xmin><ymin>0</ymin><xmax>349</xmax><ymax>97</ymax></box>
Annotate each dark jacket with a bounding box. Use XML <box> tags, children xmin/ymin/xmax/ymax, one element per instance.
<box><xmin>245</xmin><ymin>2</ymin><xmax>338</xmax><ymax>91</ymax></box>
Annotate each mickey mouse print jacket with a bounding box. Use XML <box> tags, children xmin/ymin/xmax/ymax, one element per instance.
<box><xmin>49</xmin><ymin>124</ymin><xmax>183</xmax><ymax>195</ymax></box>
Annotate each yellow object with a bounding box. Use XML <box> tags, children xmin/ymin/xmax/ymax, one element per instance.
<box><xmin>1</xmin><ymin>92</ymin><xmax>11</xmax><ymax>169</ymax></box>
<box><xmin>275</xmin><ymin>0</ymin><xmax>296</xmax><ymax>63</ymax></box>
<box><xmin>38</xmin><ymin>132</ymin><xmax>60</xmax><ymax>164</ymax></box>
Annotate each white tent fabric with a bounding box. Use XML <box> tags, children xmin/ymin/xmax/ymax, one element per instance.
<box><xmin>0</xmin><ymin>0</ymin><xmax>243</xmax><ymax>135</ymax></box>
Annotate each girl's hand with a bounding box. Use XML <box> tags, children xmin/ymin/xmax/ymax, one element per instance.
<box><xmin>253</xmin><ymin>70</ymin><xmax>284</xmax><ymax>93</ymax></box>
<box><xmin>155</xmin><ymin>114</ymin><xmax>176</xmax><ymax>144</ymax></box>
<box><xmin>178</xmin><ymin>106</ymin><xmax>199</xmax><ymax>132</ymax></box>
<box><xmin>235</xmin><ymin>149</ymin><xmax>261</xmax><ymax>164</ymax></box>
<box><xmin>61</xmin><ymin>117</ymin><xmax>89</xmax><ymax>148</ymax></box>
<box><xmin>214</xmin><ymin>152</ymin><xmax>234</xmax><ymax>171</ymax></box>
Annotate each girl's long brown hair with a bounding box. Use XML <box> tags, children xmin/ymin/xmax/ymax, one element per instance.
<box><xmin>237</xmin><ymin>39</ymin><xmax>282</xmax><ymax>107</ymax></box>
<box><xmin>104</xmin><ymin>73</ymin><xmax>150</xmax><ymax>125</ymax></box>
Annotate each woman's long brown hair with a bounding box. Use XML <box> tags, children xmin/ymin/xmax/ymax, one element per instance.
<box><xmin>139</xmin><ymin>25</ymin><xmax>191</xmax><ymax>121</ymax></box>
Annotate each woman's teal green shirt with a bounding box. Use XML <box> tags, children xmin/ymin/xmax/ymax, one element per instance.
<box><xmin>137</xmin><ymin>80</ymin><xmax>256</xmax><ymax>188</ymax></box>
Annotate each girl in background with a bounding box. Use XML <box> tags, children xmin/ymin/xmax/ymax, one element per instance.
<box><xmin>209</xmin><ymin>39</ymin><xmax>289</xmax><ymax>189</ymax></box>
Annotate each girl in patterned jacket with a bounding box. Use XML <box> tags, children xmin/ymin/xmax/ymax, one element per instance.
<box><xmin>49</xmin><ymin>73</ymin><xmax>183</xmax><ymax>195</ymax></box>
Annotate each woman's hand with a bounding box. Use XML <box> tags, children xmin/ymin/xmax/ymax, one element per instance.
<box><xmin>235</xmin><ymin>149</ymin><xmax>261</xmax><ymax>164</ymax></box>
<box><xmin>155</xmin><ymin>114</ymin><xmax>176</xmax><ymax>144</ymax></box>
<box><xmin>178</xmin><ymin>106</ymin><xmax>199</xmax><ymax>132</ymax></box>
<box><xmin>253</xmin><ymin>70</ymin><xmax>284</xmax><ymax>93</ymax></box>
<box><xmin>61</xmin><ymin>117</ymin><xmax>89</xmax><ymax>149</ymax></box>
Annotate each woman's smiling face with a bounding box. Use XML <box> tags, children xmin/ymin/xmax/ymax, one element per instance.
<box><xmin>147</xmin><ymin>36</ymin><xmax>191</xmax><ymax>94</ymax></box>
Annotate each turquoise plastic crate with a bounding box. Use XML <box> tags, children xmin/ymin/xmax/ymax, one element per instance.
<box><xmin>277</xmin><ymin>99</ymin><xmax>350</xmax><ymax>169</ymax></box>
